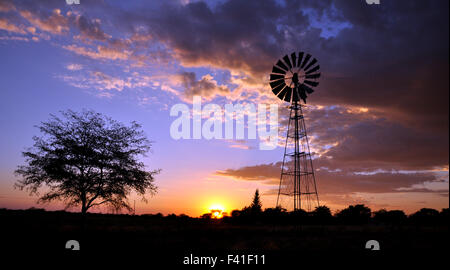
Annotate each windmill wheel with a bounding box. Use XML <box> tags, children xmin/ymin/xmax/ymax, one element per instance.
<box><xmin>269</xmin><ymin>52</ymin><xmax>321</xmax><ymax>103</ymax></box>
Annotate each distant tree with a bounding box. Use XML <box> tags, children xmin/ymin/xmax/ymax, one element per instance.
<box><xmin>201</xmin><ymin>213</ymin><xmax>212</xmax><ymax>219</ymax></box>
<box><xmin>178</xmin><ymin>214</ymin><xmax>190</xmax><ymax>221</ymax></box>
<box><xmin>311</xmin><ymin>205</ymin><xmax>333</xmax><ymax>224</ymax></box>
<box><xmin>336</xmin><ymin>204</ymin><xmax>371</xmax><ymax>224</ymax></box>
<box><xmin>231</xmin><ymin>209</ymin><xmax>242</xmax><ymax>218</ymax></box>
<box><xmin>440</xmin><ymin>208</ymin><xmax>450</xmax><ymax>224</ymax></box>
<box><xmin>409</xmin><ymin>208</ymin><xmax>440</xmax><ymax>225</ymax></box>
<box><xmin>262</xmin><ymin>206</ymin><xmax>287</xmax><ymax>224</ymax></box>
<box><xmin>313</xmin><ymin>205</ymin><xmax>332</xmax><ymax>217</ymax></box>
<box><xmin>373</xmin><ymin>209</ymin><xmax>406</xmax><ymax>225</ymax></box>
<box><xmin>15</xmin><ymin>110</ymin><xmax>159</xmax><ymax>223</ymax></box>
<box><xmin>250</xmin><ymin>189</ymin><xmax>262</xmax><ymax>213</ymax></box>
<box><xmin>263</xmin><ymin>206</ymin><xmax>286</xmax><ymax>216</ymax></box>
<box><xmin>290</xmin><ymin>209</ymin><xmax>309</xmax><ymax>224</ymax></box>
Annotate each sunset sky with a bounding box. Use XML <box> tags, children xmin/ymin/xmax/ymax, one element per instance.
<box><xmin>0</xmin><ymin>0</ymin><xmax>448</xmax><ymax>217</ymax></box>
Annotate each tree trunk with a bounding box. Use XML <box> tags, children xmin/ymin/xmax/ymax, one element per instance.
<box><xmin>81</xmin><ymin>203</ymin><xmax>88</xmax><ymax>232</ymax></box>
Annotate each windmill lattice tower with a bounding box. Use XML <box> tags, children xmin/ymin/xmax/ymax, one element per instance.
<box><xmin>269</xmin><ymin>52</ymin><xmax>320</xmax><ymax>212</ymax></box>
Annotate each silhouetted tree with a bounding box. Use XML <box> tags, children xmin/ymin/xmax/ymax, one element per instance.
<box><xmin>289</xmin><ymin>209</ymin><xmax>308</xmax><ymax>224</ymax></box>
<box><xmin>440</xmin><ymin>208</ymin><xmax>450</xmax><ymax>224</ymax></box>
<box><xmin>262</xmin><ymin>206</ymin><xmax>287</xmax><ymax>224</ymax></box>
<box><xmin>201</xmin><ymin>213</ymin><xmax>212</xmax><ymax>219</ymax></box>
<box><xmin>336</xmin><ymin>204</ymin><xmax>371</xmax><ymax>224</ymax></box>
<box><xmin>311</xmin><ymin>205</ymin><xmax>333</xmax><ymax>224</ymax></box>
<box><xmin>409</xmin><ymin>208</ymin><xmax>440</xmax><ymax>225</ymax></box>
<box><xmin>15</xmin><ymin>110</ymin><xmax>159</xmax><ymax>224</ymax></box>
<box><xmin>373</xmin><ymin>209</ymin><xmax>407</xmax><ymax>225</ymax></box>
<box><xmin>231</xmin><ymin>209</ymin><xmax>242</xmax><ymax>218</ymax></box>
<box><xmin>263</xmin><ymin>206</ymin><xmax>286</xmax><ymax>216</ymax></box>
<box><xmin>250</xmin><ymin>189</ymin><xmax>262</xmax><ymax>213</ymax></box>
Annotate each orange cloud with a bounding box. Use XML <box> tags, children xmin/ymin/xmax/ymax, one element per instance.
<box><xmin>20</xmin><ymin>9</ymin><xmax>68</xmax><ymax>35</ymax></box>
<box><xmin>0</xmin><ymin>18</ymin><xmax>26</xmax><ymax>34</ymax></box>
<box><xmin>0</xmin><ymin>0</ymin><xmax>15</xmax><ymax>12</ymax></box>
<box><xmin>62</xmin><ymin>44</ymin><xmax>131</xmax><ymax>61</ymax></box>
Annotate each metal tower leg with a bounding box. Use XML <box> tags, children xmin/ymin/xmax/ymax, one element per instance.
<box><xmin>276</xmin><ymin>101</ymin><xmax>319</xmax><ymax>212</ymax></box>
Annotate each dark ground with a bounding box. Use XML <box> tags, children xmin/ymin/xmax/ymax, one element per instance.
<box><xmin>1</xmin><ymin>208</ymin><xmax>448</xmax><ymax>267</ymax></box>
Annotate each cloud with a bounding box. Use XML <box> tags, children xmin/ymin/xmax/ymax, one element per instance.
<box><xmin>0</xmin><ymin>18</ymin><xmax>26</xmax><ymax>34</ymax></box>
<box><xmin>0</xmin><ymin>35</ymin><xmax>29</xmax><ymax>42</ymax></box>
<box><xmin>301</xmin><ymin>106</ymin><xmax>449</xmax><ymax>171</ymax></box>
<box><xmin>71</xmin><ymin>14</ymin><xmax>111</xmax><ymax>42</ymax></box>
<box><xmin>58</xmin><ymin>71</ymin><xmax>132</xmax><ymax>92</ymax></box>
<box><xmin>57</xmin><ymin>70</ymin><xmax>164</xmax><ymax>94</ymax></box>
<box><xmin>19</xmin><ymin>9</ymin><xmax>68</xmax><ymax>34</ymax></box>
<box><xmin>216</xmin><ymin>160</ymin><xmax>448</xmax><ymax>196</ymax></box>
<box><xmin>90</xmin><ymin>71</ymin><xmax>131</xmax><ymax>91</ymax></box>
<box><xmin>62</xmin><ymin>44</ymin><xmax>131</xmax><ymax>61</ymax></box>
<box><xmin>107</xmin><ymin>0</ymin><xmax>448</xmax><ymax>141</ymax></box>
<box><xmin>65</xmin><ymin>63</ymin><xmax>83</xmax><ymax>71</ymax></box>
<box><xmin>174</xmin><ymin>72</ymin><xmax>230</xmax><ymax>101</ymax></box>
<box><xmin>0</xmin><ymin>0</ymin><xmax>15</xmax><ymax>12</ymax></box>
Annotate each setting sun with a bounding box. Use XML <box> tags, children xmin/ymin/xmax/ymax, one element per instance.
<box><xmin>211</xmin><ymin>210</ymin><xmax>223</xmax><ymax>218</ymax></box>
<box><xmin>209</xmin><ymin>204</ymin><xmax>225</xmax><ymax>212</ymax></box>
<box><xmin>208</xmin><ymin>204</ymin><xmax>226</xmax><ymax>219</ymax></box>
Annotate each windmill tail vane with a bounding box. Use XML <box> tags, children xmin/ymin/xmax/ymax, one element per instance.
<box><xmin>270</xmin><ymin>51</ymin><xmax>320</xmax><ymax>212</ymax></box>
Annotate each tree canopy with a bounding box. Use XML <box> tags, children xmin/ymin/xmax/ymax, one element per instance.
<box><xmin>15</xmin><ymin>110</ymin><xmax>159</xmax><ymax>215</ymax></box>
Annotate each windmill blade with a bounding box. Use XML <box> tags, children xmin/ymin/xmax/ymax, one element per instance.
<box><xmin>304</xmin><ymin>80</ymin><xmax>319</xmax><ymax>87</ymax></box>
<box><xmin>283</xmin><ymin>87</ymin><xmax>292</xmax><ymax>102</ymax></box>
<box><xmin>301</xmin><ymin>84</ymin><xmax>315</xmax><ymax>94</ymax></box>
<box><xmin>272</xmin><ymin>65</ymin><xmax>286</xmax><ymax>75</ymax></box>
<box><xmin>272</xmin><ymin>83</ymin><xmax>286</xmax><ymax>96</ymax></box>
<box><xmin>305</xmin><ymin>73</ymin><xmax>320</xmax><ymax>79</ymax></box>
<box><xmin>276</xmin><ymin>59</ymin><xmax>289</xmax><ymax>71</ymax></box>
<box><xmin>283</xmin><ymin>55</ymin><xmax>292</xmax><ymax>69</ymax></box>
<box><xmin>269</xmin><ymin>52</ymin><xmax>319</xmax><ymax>104</ymax></box>
<box><xmin>277</xmin><ymin>86</ymin><xmax>290</xmax><ymax>100</ymax></box>
<box><xmin>304</xmin><ymin>58</ymin><xmax>317</xmax><ymax>72</ymax></box>
<box><xmin>297</xmin><ymin>52</ymin><xmax>304</xmax><ymax>67</ymax></box>
<box><xmin>301</xmin><ymin>54</ymin><xmax>311</xmax><ymax>68</ymax></box>
<box><xmin>270</xmin><ymin>73</ymin><xmax>284</xmax><ymax>82</ymax></box>
<box><xmin>291</xmin><ymin>52</ymin><xmax>297</xmax><ymax>68</ymax></box>
<box><xmin>299</xmin><ymin>88</ymin><xmax>307</xmax><ymax>103</ymax></box>
<box><xmin>305</xmin><ymin>65</ymin><xmax>320</xmax><ymax>74</ymax></box>
<box><xmin>270</xmin><ymin>79</ymin><xmax>284</xmax><ymax>89</ymax></box>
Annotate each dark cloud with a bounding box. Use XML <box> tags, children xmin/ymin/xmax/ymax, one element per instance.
<box><xmin>72</xmin><ymin>14</ymin><xmax>110</xmax><ymax>42</ymax></box>
<box><xmin>216</xmin><ymin>160</ymin><xmax>443</xmax><ymax>195</ymax></box>
<box><xmin>177</xmin><ymin>71</ymin><xmax>230</xmax><ymax>100</ymax></box>
<box><xmin>302</xmin><ymin>107</ymin><xmax>449</xmax><ymax>171</ymax></box>
<box><xmin>114</xmin><ymin>0</ymin><xmax>448</xmax><ymax>154</ymax></box>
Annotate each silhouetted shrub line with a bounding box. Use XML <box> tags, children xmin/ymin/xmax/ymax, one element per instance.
<box><xmin>2</xmin><ymin>205</ymin><xmax>447</xmax><ymax>226</ymax></box>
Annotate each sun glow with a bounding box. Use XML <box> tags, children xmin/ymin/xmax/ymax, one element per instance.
<box><xmin>209</xmin><ymin>204</ymin><xmax>226</xmax><ymax>219</ymax></box>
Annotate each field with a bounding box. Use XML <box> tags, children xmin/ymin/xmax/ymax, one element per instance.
<box><xmin>1</xmin><ymin>208</ymin><xmax>448</xmax><ymax>266</ymax></box>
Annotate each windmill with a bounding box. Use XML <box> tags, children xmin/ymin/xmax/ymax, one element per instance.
<box><xmin>269</xmin><ymin>52</ymin><xmax>320</xmax><ymax>212</ymax></box>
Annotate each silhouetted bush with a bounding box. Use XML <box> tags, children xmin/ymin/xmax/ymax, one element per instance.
<box><xmin>262</xmin><ymin>206</ymin><xmax>287</xmax><ymax>224</ymax></box>
<box><xmin>311</xmin><ymin>206</ymin><xmax>333</xmax><ymax>224</ymax></box>
<box><xmin>409</xmin><ymin>208</ymin><xmax>440</xmax><ymax>225</ymax></box>
<box><xmin>166</xmin><ymin>213</ymin><xmax>178</xmax><ymax>220</ymax></box>
<box><xmin>440</xmin><ymin>208</ymin><xmax>450</xmax><ymax>224</ymax></box>
<box><xmin>289</xmin><ymin>209</ymin><xmax>309</xmax><ymax>224</ymax></box>
<box><xmin>335</xmin><ymin>204</ymin><xmax>371</xmax><ymax>224</ymax></box>
<box><xmin>231</xmin><ymin>209</ymin><xmax>242</xmax><ymax>218</ymax></box>
<box><xmin>201</xmin><ymin>213</ymin><xmax>212</xmax><ymax>219</ymax></box>
<box><xmin>373</xmin><ymin>209</ymin><xmax>407</xmax><ymax>225</ymax></box>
